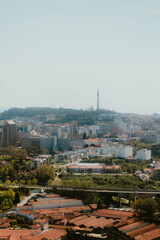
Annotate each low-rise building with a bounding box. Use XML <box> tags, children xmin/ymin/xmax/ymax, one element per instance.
<box><xmin>30</xmin><ymin>154</ymin><xmax>52</xmax><ymax>169</ymax></box>
<box><xmin>17</xmin><ymin>209</ymin><xmax>34</xmax><ymax>220</ymax></box>
<box><xmin>151</xmin><ymin>167</ymin><xmax>160</xmax><ymax>178</ymax></box>
<box><xmin>68</xmin><ymin>163</ymin><xmax>104</xmax><ymax>173</ymax></box>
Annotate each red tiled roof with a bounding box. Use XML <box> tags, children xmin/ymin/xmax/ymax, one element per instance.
<box><xmin>69</xmin><ymin>215</ymin><xmax>88</xmax><ymax>224</ymax></box>
<box><xmin>48</xmin><ymin>213</ymin><xmax>65</xmax><ymax>221</ymax></box>
<box><xmin>18</xmin><ymin>209</ymin><xmax>32</xmax><ymax>215</ymax></box>
<box><xmin>73</xmin><ymin>226</ymin><xmax>93</xmax><ymax>232</ymax></box>
<box><xmin>127</xmin><ymin>223</ymin><xmax>158</xmax><ymax>238</ymax></box>
<box><xmin>92</xmin><ymin>209</ymin><xmax>133</xmax><ymax>219</ymax></box>
<box><xmin>119</xmin><ymin>221</ymin><xmax>144</xmax><ymax>231</ymax></box>
<box><xmin>30</xmin><ymin>229</ymin><xmax>67</xmax><ymax>240</ymax></box>
<box><xmin>49</xmin><ymin>225</ymin><xmax>68</xmax><ymax>230</ymax></box>
<box><xmin>30</xmin><ymin>225</ymin><xmax>41</xmax><ymax>230</ymax></box>
<box><xmin>89</xmin><ymin>204</ymin><xmax>97</xmax><ymax>210</ymax></box>
<box><xmin>34</xmin><ymin>218</ymin><xmax>48</xmax><ymax>224</ymax></box>
<box><xmin>29</xmin><ymin>198</ymin><xmax>78</xmax><ymax>205</ymax></box>
<box><xmin>33</xmin><ymin>205</ymin><xmax>90</xmax><ymax>214</ymax></box>
<box><xmin>90</xmin><ymin>218</ymin><xmax>112</xmax><ymax>228</ymax></box>
<box><xmin>74</xmin><ymin>216</ymin><xmax>96</xmax><ymax>227</ymax></box>
<box><xmin>135</xmin><ymin>228</ymin><xmax>160</xmax><ymax>240</ymax></box>
<box><xmin>45</xmin><ymin>194</ymin><xmax>59</xmax><ymax>198</ymax></box>
<box><xmin>104</xmin><ymin>219</ymin><xmax>116</xmax><ymax>227</ymax></box>
<box><xmin>113</xmin><ymin>217</ymin><xmax>136</xmax><ymax>227</ymax></box>
<box><xmin>0</xmin><ymin>230</ymin><xmax>39</xmax><ymax>240</ymax></box>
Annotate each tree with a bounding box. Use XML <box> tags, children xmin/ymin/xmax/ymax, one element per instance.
<box><xmin>132</xmin><ymin>198</ymin><xmax>158</xmax><ymax>220</ymax></box>
<box><xmin>8</xmin><ymin>198</ymin><xmax>13</xmax><ymax>208</ymax></box>
<box><xmin>14</xmin><ymin>191</ymin><xmax>20</xmax><ymax>204</ymax></box>
<box><xmin>31</xmin><ymin>178</ymin><xmax>38</xmax><ymax>186</ymax></box>
<box><xmin>13</xmin><ymin>180</ymin><xmax>18</xmax><ymax>185</ymax></box>
<box><xmin>1</xmin><ymin>198</ymin><xmax>10</xmax><ymax>210</ymax></box>
<box><xmin>5</xmin><ymin>179</ymin><xmax>11</xmax><ymax>185</ymax></box>
<box><xmin>84</xmin><ymin>144</ymin><xmax>89</xmax><ymax>148</ymax></box>
<box><xmin>10</xmin><ymin>219</ymin><xmax>17</xmax><ymax>227</ymax></box>
<box><xmin>83</xmin><ymin>132</ymin><xmax>87</xmax><ymax>139</ymax></box>
<box><xmin>27</xmin><ymin>180</ymin><xmax>31</xmax><ymax>186</ymax></box>
<box><xmin>69</xmin><ymin>170</ymin><xmax>75</xmax><ymax>175</ymax></box>
<box><xmin>13</xmin><ymin>162</ymin><xmax>20</xmax><ymax>172</ymax></box>
<box><xmin>47</xmin><ymin>179</ymin><xmax>53</xmax><ymax>185</ymax></box>
<box><xmin>3</xmin><ymin>189</ymin><xmax>15</xmax><ymax>201</ymax></box>
<box><xmin>19</xmin><ymin>179</ymin><xmax>25</xmax><ymax>186</ymax></box>
<box><xmin>41</xmin><ymin>149</ymin><xmax>49</xmax><ymax>154</ymax></box>
<box><xmin>37</xmin><ymin>165</ymin><xmax>55</xmax><ymax>183</ymax></box>
<box><xmin>97</xmin><ymin>198</ymin><xmax>102</xmax><ymax>209</ymax></box>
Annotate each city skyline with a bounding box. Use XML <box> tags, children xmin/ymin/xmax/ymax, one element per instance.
<box><xmin>0</xmin><ymin>0</ymin><xmax>160</xmax><ymax>114</ymax></box>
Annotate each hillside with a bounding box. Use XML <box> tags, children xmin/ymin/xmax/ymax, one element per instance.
<box><xmin>0</xmin><ymin>107</ymin><xmax>116</xmax><ymax>125</ymax></box>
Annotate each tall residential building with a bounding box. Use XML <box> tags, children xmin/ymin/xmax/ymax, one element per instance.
<box><xmin>136</xmin><ymin>149</ymin><xmax>151</xmax><ymax>160</ymax></box>
<box><xmin>97</xmin><ymin>88</ymin><xmax>100</xmax><ymax>111</ymax></box>
<box><xmin>2</xmin><ymin>120</ymin><xmax>18</xmax><ymax>147</ymax></box>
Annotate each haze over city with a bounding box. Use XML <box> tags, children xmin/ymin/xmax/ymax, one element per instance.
<box><xmin>0</xmin><ymin>0</ymin><xmax>160</xmax><ymax>114</ymax></box>
<box><xmin>2</xmin><ymin>1</ymin><xmax>160</xmax><ymax>238</ymax></box>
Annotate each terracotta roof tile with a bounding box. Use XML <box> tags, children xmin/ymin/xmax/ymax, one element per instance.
<box><xmin>69</xmin><ymin>215</ymin><xmax>88</xmax><ymax>224</ymax></box>
<box><xmin>127</xmin><ymin>223</ymin><xmax>158</xmax><ymax>238</ymax></box>
<box><xmin>119</xmin><ymin>221</ymin><xmax>144</xmax><ymax>232</ymax></box>
<box><xmin>92</xmin><ymin>209</ymin><xmax>133</xmax><ymax>219</ymax></box>
<box><xmin>135</xmin><ymin>228</ymin><xmax>160</xmax><ymax>240</ymax></box>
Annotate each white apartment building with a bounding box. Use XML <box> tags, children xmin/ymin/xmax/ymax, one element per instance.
<box><xmin>136</xmin><ymin>149</ymin><xmax>151</xmax><ymax>160</ymax></box>
<box><xmin>89</xmin><ymin>125</ymin><xmax>100</xmax><ymax>135</ymax></box>
<box><xmin>98</xmin><ymin>146</ymin><xmax>133</xmax><ymax>158</ymax></box>
<box><xmin>116</xmin><ymin>146</ymin><xmax>133</xmax><ymax>158</ymax></box>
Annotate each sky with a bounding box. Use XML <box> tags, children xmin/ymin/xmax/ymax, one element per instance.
<box><xmin>0</xmin><ymin>0</ymin><xmax>160</xmax><ymax>114</ymax></box>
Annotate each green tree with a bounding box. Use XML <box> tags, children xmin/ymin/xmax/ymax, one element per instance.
<box><xmin>37</xmin><ymin>165</ymin><xmax>55</xmax><ymax>183</ymax></box>
<box><xmin>31</xmin><ymin>178</ymin><xmax>38</xmax><ymax>186</ymax></box>
<box><xmin>5</xmin><ymin>179</ymin><xmax>11</xmax><ymax>185</ymax></box>
<box><xmin>3</xmin><ymin>189</ymin><xmax>15</xmax><ymax>201</ymax></box>
<box><xmin>14</xmin><ymin>191</ymin><xmax>20</xmax><ymax>204</ymax></box>
<box><xmin>132</xmin><ymin>198</ymin><xmax>158</xmax><ymax>220</ymax></box>
<box><xmin>47</xmin><ymin>179</ymin><xmax>53</xmax><ymax>185</ymax></box>
<box><xmin>10</xmin><ymin>219</ymin><xmax>17</xmax><ymax>227</ymax></box>
<box><xmin>19</xmin><ymin>179</ymin><xmax>25</xmax><ymax>186</ymax></box>
<box><xmin>13</xmin><ymin>162</ymin><xmax>20</xmax><ymax>172</ymax></box>
<box><xmin>27</xmin><ymin>180</ymin><xmax>31</xmax><ymax>186</ymax></box>
<box><xmin>1</xmin><ymin>197</ymin><xmax>13</xmax><ymax>209</ymax></box>
<box><xmin>83</xmin><ymin>132</ymin><xmax>87</xmax><ymax>139</ymax></box>
<box><xmin>97</xmin><ymin>198</ymin><xmax>102</xmax><ymax>209</ymax></box>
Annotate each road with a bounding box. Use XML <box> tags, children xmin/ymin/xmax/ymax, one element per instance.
<box><xmin>17</xmin><ymin>192</ymin><xmax>38</xmax><ymax>207</ymax></box>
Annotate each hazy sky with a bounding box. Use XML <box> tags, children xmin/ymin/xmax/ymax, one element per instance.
<box><xmin>0</xmin><ymin>0</ymin><xmax>160</xmax><ymax>114</ymax></box>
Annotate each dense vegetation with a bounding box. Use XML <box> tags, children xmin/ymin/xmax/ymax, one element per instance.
<box><xmin>9</xmin><ymin>215</ymin><xmax>33</xmax><ymax>228</ymax></box>
<box><xmin>152</xmin><ymin>144</ymin><xmax>160</xmax><ymax>157</ymax></box>
<box><xmin>132</xmin><ymin>197</ymin><xmax>160</xmax><ymax>222</ymax></box>
<box><xmin>0</xmin><ymin>189</ymin><xmax>21</xmax><ymax>211</ymax></box>
<box><xmin>0</xmin><ymin>148</ymin><xmax>55</xmax><ymax>185</ymax></box>
<box><xmin>59</xmin><ymin>173</ymin><xmax>148</xmax><ymax>189</ymax></box>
